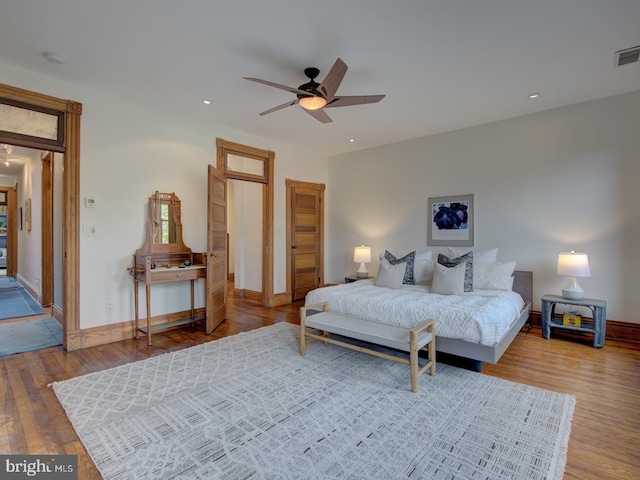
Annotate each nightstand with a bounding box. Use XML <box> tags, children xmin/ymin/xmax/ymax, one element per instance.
<box><xmin>541</xmin><ymin>294</ymin><xmax>607</xmax><ymax>347</ymax></box>
<box><xmin>345</xmin><ymin>276</ymin><xmax>372</xmax><ymax>283</ymax></box>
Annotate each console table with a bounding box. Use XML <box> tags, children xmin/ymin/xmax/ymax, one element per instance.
<box><xmin>541</xmin><ymin>294</ymin><xmax>607</xmax><ymax>347</ymax></box>
<box><xmin>130</xmin><ymin>253</ymin><xmax>206</xmax><ymax>345</ymax></box>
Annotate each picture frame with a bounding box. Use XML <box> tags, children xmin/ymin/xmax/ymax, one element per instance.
<box><xmin>427</xmin><ymin>194</ymin><xmax>474</xmax><ymax>246</ymax></box>
<box><xmin>24</xmin><ymin>198</ymin><xmax>31</xmax><ymax>231</ymax></box>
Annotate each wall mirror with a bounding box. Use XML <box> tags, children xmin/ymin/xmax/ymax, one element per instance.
<box><xmin>137</xmin><ymin>191</ymin><xmax>190</xmax><ymax>255</ymax></box>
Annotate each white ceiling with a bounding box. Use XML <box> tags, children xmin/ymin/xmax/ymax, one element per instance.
<box><xmin>0</xmin><ymin>0</ymin><xmax>639</xmax><ymax>158</ymax></box>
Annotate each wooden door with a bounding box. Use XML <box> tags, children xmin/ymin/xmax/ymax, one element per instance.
<box><xmin>288</xmin><ymin>181</ymin><xmax>324</xmax><ymax>301</ymax></box>
<box><xmin>206</xmin><ymin>165</ymin><xmax>227</xmax><ymax>334</ymax></box>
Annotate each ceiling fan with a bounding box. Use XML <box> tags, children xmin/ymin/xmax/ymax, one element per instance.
<box><xmin>243</xmin><ymin>58</ymin><xmax>385</xmax><ymax>123</ymax></box>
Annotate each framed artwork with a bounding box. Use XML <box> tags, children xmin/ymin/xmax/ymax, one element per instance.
<box><xmin>24</xmin><ymin>198</ymin><xmax>31</xmax><ymax>231</ymax></box>
<box><xmin>427</xmin><ymin>194</ymin><xmax>474</xmax><ymax>246</ymax></box>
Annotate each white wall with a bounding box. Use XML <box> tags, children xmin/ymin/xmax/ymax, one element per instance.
<box><xmin>328</xmin><ymin>91</ymin><xmax>640</xmax><ymax>323</ymax></box>
<box><xmin>17</xmin><ymin>154</ymin><xmax>42</xmax><ymax>290</ymax></box>
<box><xmin>1</xmin><ymin>61</ymin><xmax>329</xmax><ymax>330</ymax></box>
<box><xmin>232</xmin><ymin>179</ymin><xmax>262</xmax><ymax>292</ymax></box>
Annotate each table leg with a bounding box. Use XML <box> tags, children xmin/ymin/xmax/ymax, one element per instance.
<box><xmin>145</xmin><ymin>282</ymin><xmax>152</xmax><ymax>346</ymax></box>
<box><xmin>134</xmin><ymin>280</ymin><xmax>139</xmax><ymax>338</ymax></box>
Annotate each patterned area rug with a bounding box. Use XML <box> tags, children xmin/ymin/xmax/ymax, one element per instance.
<box><xmin>52</xmin><ymin>323</ymin><xmax>574</xmax><ymax>480</ymax></box>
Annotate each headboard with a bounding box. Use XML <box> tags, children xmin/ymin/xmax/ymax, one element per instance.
<box><xmin>513</xmin><ymin>270</ymin><xmax>533</xmax><ymax>306</ymax></box>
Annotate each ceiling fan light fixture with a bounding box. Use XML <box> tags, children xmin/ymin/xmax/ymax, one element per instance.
<box><xmin>298</xmin><ymin>96</ymin><xmax>327</xmax><ymax>111</ymax></box>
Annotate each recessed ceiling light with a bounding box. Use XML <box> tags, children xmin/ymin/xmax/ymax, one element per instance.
<box><xmin>44</xmin><ymin>52</ymin><xmax>65</xmax><ymax>65</ymax></box>
<box><xmin>349</xmin><ymin>138</ymin><xmax>355</xmax><ymax>143</ymax></box>
<box><xmin>202</xmin><ymin>99</ymin><xmax>212</xmax><ymax>105</ymax></box>
<box><xmin>528</xmin><ymin>92</ymin><xmax>541</xmax><ymax>99</ymax></box>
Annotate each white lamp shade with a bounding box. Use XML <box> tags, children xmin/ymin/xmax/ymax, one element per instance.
<box><xmin>353</xmin><ymin>246</ymin><xmax>372</xmax><ymax>263</ymax></box>
<box><xmin>354</xmin><ymin>245</ymin><xmax>371</xmax><ymax>278</ymax></box>
<box><xmin>557</xmin><ymin>252</ymin><xmax>591</xmax><ymax>277</ymax></box>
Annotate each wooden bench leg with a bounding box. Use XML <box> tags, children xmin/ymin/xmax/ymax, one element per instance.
<box><xmin>409</xmin><ymin>330</ymin><xmax>419</xmax><ymax>393</ymax></box>
<box><xmin>428</xmin><ymin>330</ymin><xmax>436</xmax><ymax>376</ymax></box>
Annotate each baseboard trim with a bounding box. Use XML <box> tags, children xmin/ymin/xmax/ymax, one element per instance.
<box><xmin>272</xmin><ymin>292</ymin><xmax>289</xmax><ymax>307</ymax></box>
<box><xmin>79</xmin><ymin>307</ymin><xmax>207</xmax><ymax>349</ymax></box>
<box><xmin>528</xmin><ymin>311</ymin><xmax>640</xmax><ymax>344</ymax></box>
<box><xmin>233</xmin><ymin>288</ymin><xmax>262</xmax><ymax>304</ymax></box>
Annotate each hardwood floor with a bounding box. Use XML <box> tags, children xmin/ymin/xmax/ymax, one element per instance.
<box><xmin>1</xmin><ymin>292</ymin><xmax>639</xmax><ymax>479</ymax></box>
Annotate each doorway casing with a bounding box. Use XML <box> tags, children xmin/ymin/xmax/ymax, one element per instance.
<box><xmin>216</xmin><ymin>138</ymin><xmax>275</xmax><ymax>307</ymax></box>
<box><xmin>0</xmin><ymin>83</ymin><xmax>82</xmax><ymax>351</ymax></box>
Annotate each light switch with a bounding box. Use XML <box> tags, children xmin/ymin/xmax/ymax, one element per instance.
<box><xmin>83</xmin><ymin>224</ymin><xmax>96</xmax><ymax>236</ymax></box>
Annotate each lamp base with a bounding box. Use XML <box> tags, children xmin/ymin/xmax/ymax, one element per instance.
<box><xmin>562</xmin><ymin>277</ymin><xmax>584</xmax><ymax>300</ymax></box>
<box><xmin>356</xmin><ymin>263</ymin><xmax>369</xmax><ymax>278</ymax></box>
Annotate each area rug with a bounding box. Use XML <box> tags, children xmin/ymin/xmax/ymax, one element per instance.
<box><xmin>0</xmin><ymin>276</ymin><xmax>17</xmax><ymax>289</ymax></box>
<box><xmin>52</xmin><ymin>323</ymin><xmax>575</xmax><ymax>480</ymax></box>
<box><xmin>0</xmin><ymin>286</ymin><xmax>44</xmax><ymax>320</ymax></box>
<box><xmin>0</xmin><ymin>317</ymin><xmax>62</xmax><ymax>356</ymax></box>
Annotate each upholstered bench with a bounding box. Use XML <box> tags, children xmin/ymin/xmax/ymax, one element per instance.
<box><xmin>300</xmin><ymin>302</ymin><xmax>436</xmax><ymax>393</ymax></box>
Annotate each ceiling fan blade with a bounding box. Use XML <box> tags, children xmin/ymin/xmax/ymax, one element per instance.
<box><xmin>244</xmin><ymin>77</ymin><xmax>314</xmax><ymax>97</ymax></box>
<box><xmin>317</xmin><ymin>58</ymin><xmax>348</xmax><ymax>101</ymax></box>
<box><xmin>259</xmin><ymin>100</ymin><xmax>298</xmax><ymax>116</ymax></box>
<box><xmin>304</xmin><ymin>108</ymin><xmax>332</xmax><ymax>123</ymax></box>
<box><xmin>324</xmin><ymin>94</ymin><xmax>386</xmax><ymax>108</ymax></box>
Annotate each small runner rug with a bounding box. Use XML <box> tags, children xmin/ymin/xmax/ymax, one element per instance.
<box><xmin>0</xmin><ymin>317</ymin><xmax>62</xmax><ymax>356</ymax></box>
<box><xmin>52</xmin><ymin>323</ymin><xmax>575</xmax><ymax>480</ymax></box>
<box><xmin>0</xmin><ymin>276</ymin><xmax>18</xmax><ymax>289</ymax></box>
<box><xmin>0</xmin><ymin>286</ymin><xmax>45</xmax><ymax>320</ymax></box>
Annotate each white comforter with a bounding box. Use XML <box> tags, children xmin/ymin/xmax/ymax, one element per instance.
<box><xmin>305</xmin><ymin>279</ymin><xmax>525</xmax><ymax>346</ymax></box>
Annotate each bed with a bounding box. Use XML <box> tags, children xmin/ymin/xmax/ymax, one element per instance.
<box><xmin>305</xmin><ymin>252</ymin><xmax>532</xmax><ymax>371</ymax></box>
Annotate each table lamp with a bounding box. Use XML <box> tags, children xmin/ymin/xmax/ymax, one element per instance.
<box><xmin>556</xmin><ymin>251</ymin><xmax>590</xmax><ymax>300</ymax></box>
<box><xmin>353</xmin><ymin>245</ymin><xmax>372</xmax><ymax>278</ymax></box>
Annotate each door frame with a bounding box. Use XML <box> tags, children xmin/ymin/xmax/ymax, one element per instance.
<box><xmin>285</xmin><ymin>179</ymin><xmax>325</xmax><ymax>304</ymax></box>
<box><xmin>0</xmin><ymin>83</ymin><xmax>82</xmax><ymax>351</ymax></box>
<box><xmin>40</xmin><ymin>151</ymin><xmax>54</xmax><ymax>307</ymax></box>
<box><xmin>216</xmin><ymin>138</ymin><xmax>274</xmax><ymax>307</ymax></box>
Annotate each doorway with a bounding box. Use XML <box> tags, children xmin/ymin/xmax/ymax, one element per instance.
<box><xmin>215</xmin><ymin>138</ymin><xmax>274</xmax><ymax>308</ymax></box>
<box><xmin>0</xmin><ymin>83</ymin><xmax>82</xmax><ymax>351</ymax></box>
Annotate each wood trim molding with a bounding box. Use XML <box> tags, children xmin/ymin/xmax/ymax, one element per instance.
<box><xmin>0</xmin><ymin>82</ymin><xmax>82</xmax><ymax>351</ymax></box>
<box><xmin>79</xmin><ymin>308</ymin><xmax>207</xmax><ymax>349</ymax></box>
<box><xmin>232</xmin><ymin>288</ymin><xmax>262</xmax><ymax>304</ymax></box>
<box><xmin>41</xmin><ymin>151</ymin><xmax>54</xmax><ymax>307</ymax></box>
<box><xmin>216</xmin><ymin>137</ymin><xmax>275</xmax><ymax>308</ymax></box>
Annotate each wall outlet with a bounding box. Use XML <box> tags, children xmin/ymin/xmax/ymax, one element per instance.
<box><xmin>106</xmin><ymin>300</ymin><xmax>113</xmax><ymax>313</ymax></box>
<box><xmin>83</xmin><ymin>224</ymin><xmax>97</xmax><ymax>236</ymax></box>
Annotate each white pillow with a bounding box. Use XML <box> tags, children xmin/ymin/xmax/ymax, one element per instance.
<box><xmin>374</xmin><ymin>258</ymin><xmax>406</xmax><ymax>289</ymax></box>
<box><xmin>474</xmin><ymin>261</ymin><xmax>517</xmax><ymax>290</ymax></box>
<box><xmin>448</xmin><ymin>247</ymin><xmax>499</xmax><ymax>262</ymax></box>
<box><xmin>413</xmin><ymin>250</ymin><xmax>434</xmax><ymax>284</ymax></box>
<box><xmin>432</xmin><ymin>262</ymin><xmax>466</xmax><ymax>295</ymax></box>
<box><xmin>414</xmin><ymin>259</ymin><xmax>435</xmax><ymax>285</ymax></box>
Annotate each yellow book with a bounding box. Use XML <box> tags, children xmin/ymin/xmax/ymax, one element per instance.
<box><xmin>563</xmin><ymin>314</ymin><xmax>582</xmax><ymax>327</ymax></box>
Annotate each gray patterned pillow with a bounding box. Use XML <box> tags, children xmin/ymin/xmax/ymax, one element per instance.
<box><xmin>437</xmin><ymin>252</ymin><xmax>474</xmax><ymax>292</ymax></box>
<box><xmin>383</xmin><ymin>250</ymin><xmax>416</xmax><ymax>285</ymax></box>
